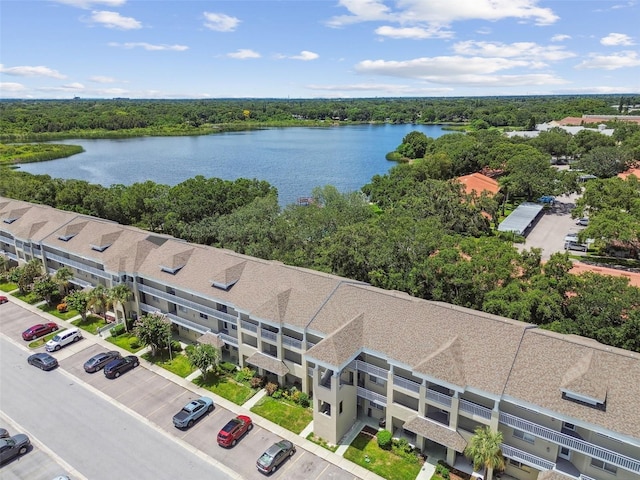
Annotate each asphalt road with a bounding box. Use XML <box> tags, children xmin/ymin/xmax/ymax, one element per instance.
<box><xmin>0</xmin><ymin>336</ymin><xmax>235</xmax><ymax>480</ymax></box>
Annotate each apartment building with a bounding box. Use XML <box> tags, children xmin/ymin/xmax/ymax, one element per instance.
<box><xmin>1</xmin><ymin>197</ymin><xmax>639</xmax><ymax>480</ymax></box>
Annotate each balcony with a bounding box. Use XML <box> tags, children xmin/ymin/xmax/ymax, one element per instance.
<box><xmin>137</xmin><ymin>283</ymin><xmax>237</xmax><ymax>323</ymax></box>
<box><xmin>500</xmin><ymin>443</ymin><xmax>556</xmax><ymax>471</ymax></box>
<box><xmin>459</xmin><ymin>399</ymin><xmax>492</xmax><ymax>420</ymax></box>
<box><xmin>45</xmin><ymin>252</ymin><xmax>110</xmax><ymax>279</ymax></box>
<box><xmin>260</xmin><ymin>328</ymin><xmax>278</xmax><ymax>342</ymax></box>
<box><xmin>426</xmin><ymin>388</ymin><xmax>453</xmax><ymax>408</ymax></box>
<box><xmin>0</xmin><ymin>249</ymin><xmax>18</xmax><ymax>261</ymax></box>
<box><xmin>0</xmin><ymin>234</ymin><xmax>13</xmax><ymax>245</ymax></box>
<box><xmin>218</xmin><ymin>331</ymin><xmax>238</xmax><ymax>346</ymax></box>
<box><xmin>393</xmin><ymin>375</ymin><xmax>421</xmax><ymax>394</ymax></box>
<box><xmin>357</xmin><ymin>386</ymin><xmax>387</xmax><ymax>407</ymax></box>
<box><xmin>240</xmin><ymin>320</ymin><xmax>258</xmax><ymax>332</ymax></box>
<box><xmin>165</xmin><ymin>311</ymin><xmax>210</xmax><ymax>334</ymax></box>
<box><xmin>499</xmin><ymin>412</ymin><xmax>640</xmax><ymax>474</ymax></box>
<box><xmin>349</xmin><ymin>359</ymin><xmax>388</xmax><ymax>380</ymax></box>
<box><xmin>282</xmin><ymin>334</ymin><xmax>302</xmax><ymax>350</ymax></box>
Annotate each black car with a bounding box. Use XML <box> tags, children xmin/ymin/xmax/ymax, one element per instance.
<box><xmin>256</xmin><ymin>440</ymin><xmax>296</xmax><ymax>474</ymax></box>
<box><xmin>84</xmin><ymin>351</ymin><xmax>121</xmax><ymax>373</ymax></box>
<box><xmin>27</xmin><ymin>353</ymin><xmax>59</xmax><ymax>371</ymax></box>
<box><xmin>104</xmin><ymin>355</ymin><xmax>139</xmax><ymax>379</ymax></box>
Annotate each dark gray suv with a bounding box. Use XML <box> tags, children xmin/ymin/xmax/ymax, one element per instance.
<box><xmin>0</xmin><ymin>434</ymin><xmax>30</xmax><ymax>464</ymax></box>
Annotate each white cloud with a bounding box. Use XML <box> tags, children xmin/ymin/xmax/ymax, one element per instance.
<box><xmin>0</xmin><ymin>82</ymin><xmax>27</xmax><ymax>92</ymax></box>
<box><xmin>452</xmin><ymin>41</ymin><xmax>576</xmax><ymax>62</ymax></box>
<box><xmin>54</xmin><ymin>0</ymin><xmax>126</xmax><ymax>8</ymax></box>
<box><xmin>374</xmin><ymin>25</ymin><xmax>453</xmax><ymax>39</ymax></box>
<box><xmin>353</xmin><ymin>55</ymin><xmax>569</xmax><ymax>87</ymax></box>
<box><xmin>108</xmin><ymin>42</ymin><xmax>188</xmax><ymax>51</ymax></box>
<box><xmin>306</xmin><ymin>82</ymin><xmax>453</xmax><ymax>95</ymax></box>
<box><xmin>89</xmin><ymin>75</ymin><xmax>116</xmax><ymax>83</ymax></box>
<box><xmin>575</xmin><ymin>51</ymin><xmax>640</xmax><ymax>70</ymax></box>
<box><xmin>328</xmin><ymin>0</ymin><xmax>558</xmax><ymax>28</ymax></box>
<box><xmin>89</xmin><ymin>10</ymin><xmax>141</xmax><ymax>29</ymax></box>
<box><xmin>227</xmin><ymin>49</ymin><xmax>261</xmax><ymax>59</ymax></box>
<box><xmin>356</xmin><ymin>56</ymin><xmax>530</xmax><ymax>78</ymax></box>
<box><xmin>39</xmin><ymin>82</ymin><xmax>86</xmax><ymax>92</ymax></box>
<box><xmin>203</xmin><ymin>12</ymin><xmax>240</xmax><ymax>32</ymax></box>
<box><xmin>601</xmin><ymin>33</ymin><xmax>635</xmax><ymax>46</ymax></box>
<box><xmin>551</xmin><ymin>34</ymin><xmax>571</xmax><ymax>42</ymax></box>
<box><xmin>0</xmin><ymin>64</ymin><xmax>67</xmax><ymax>79</ymax></box>
<box><xmin>278</xmin><ymin>51</ymin><xmax>319</xmax><ymax>61</ymax></box>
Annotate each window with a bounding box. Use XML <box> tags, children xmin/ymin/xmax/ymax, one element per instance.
<box><xmin>370</xmin><ymin>375</ymin><xmax>386</xmax><ymax>385</ymax></box>
<box><xmin>199</xmin><ymin>313</ymin><xmax>208</xmax><ymax>319</ymax></box>
<box><xmin>513</xmin><ymin>429</ymin><xmax>535</xmax><ymax>444</ymax></box>
<box><xmin>178</xmin><ymin>305</ymin><xmax>187</xmax><ymax>313</ymax></box>
<box><xmin>371</xmin><ymin>401</ymin><xmax>384</xmax><ymax>410</ymax></box>
<box><xmin>563</xmin><ymin>422</ymin><xmax>576</xmax><ymax>431</ymax></box>
<box><xmin>591</xmin><ymin>459</ymin><xmax>617</xmax><ymax>475</ymax></box>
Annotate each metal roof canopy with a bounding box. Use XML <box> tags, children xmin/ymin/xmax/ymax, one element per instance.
<box><xmin>498</xmin><ymin>202</ymin><xmax>544</xmax><ymax>236</ymax></box>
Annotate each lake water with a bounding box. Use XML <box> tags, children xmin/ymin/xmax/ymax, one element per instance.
<box><xmin>19</xmin><ymin>124</ymin><xmax>449</xmax><ymax>206</ymax></box>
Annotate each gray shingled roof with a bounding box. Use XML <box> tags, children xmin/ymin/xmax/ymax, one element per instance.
<box><xmin>403</xmin><ymin>415</ymin><xmax>467</xmax><ymax>452</ymax></box>
<box><xmin>245</xmin><ymin>352</ymin><xmax>289</xmax><ymax>376</ymax></box>
<box><xmin>0</xmin><ymin>200</ymin><xmax>77</xmax><ymax>242</ymax></box>
<box><xmin>197</xmin><ymin>331</ymin><xmax>225</xmax><ymax>348</ymax></box>
<box><xmin>308</xmin><ymin>283</ymin><xmax>532</xmax><ymax>395</ymax></box>
<box><xmin>503</xmin><ymin>329</ymin><xmax>640</xmax><ymax>440</ymax></box>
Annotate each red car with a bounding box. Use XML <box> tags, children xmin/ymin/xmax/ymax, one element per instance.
<box><xmin>217</xmin><ymin>415</ymin><xmax>253</xmax><ymax>447</ymax></box>
<box><xmin>22</xmin><ymin>323</ymin><xmax>59</xmax><ymax>341</ymax></box>
<box><xmin>0</xmin><ymin>295</ymin><xmax>8</xmax><ymax>304</ymax></box>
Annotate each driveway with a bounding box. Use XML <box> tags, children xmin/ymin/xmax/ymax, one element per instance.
<box><xmin>0</xmin><ymin>299</ymin><xmax>367</xmax><ymax>480</ymax></box>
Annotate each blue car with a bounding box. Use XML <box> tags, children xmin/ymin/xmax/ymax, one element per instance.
<box><xmin>172</xmin><ymin>396</ymin><xmax>214</xmax><ymax>428</ymax></box>
<box><xmin>538</xmin><ymin>195</ymin><xmax>555</xmax><ymax>205</ymax></box>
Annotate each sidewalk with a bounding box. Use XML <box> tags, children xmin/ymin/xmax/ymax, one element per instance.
<box><xmin>6</xmin><ymin>292</ymin><xmax>388</xmax><ymax>480</ymax></box>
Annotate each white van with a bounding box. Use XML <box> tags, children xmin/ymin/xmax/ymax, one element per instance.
<box><xmin>45</xmin><ymin>328</ymin><xmax>82</xmax><ymax>351</ymax></box>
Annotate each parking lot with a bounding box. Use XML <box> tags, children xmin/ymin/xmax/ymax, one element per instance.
<box><xmin>0</xmin><ymin>300</ymin><xmax>363</xmax><ymax>480</ymax></box>
<box><xmin>516</xmin><ymin>193</ymin><xmax>587</xmax><ymax>260</ymax></box>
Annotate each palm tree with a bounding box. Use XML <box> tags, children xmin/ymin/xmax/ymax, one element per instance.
<box><xmin>88</xmin><ymin>284</ymin><xmax>110</xmax><ymax>319</ymax></box>
<box><xmin>53</xmin><ymin>267</ymin><xmax>74</xmax><ymax>296</ymax></box>
<box><xmin>109</xmin><ymin>284</ymin><xmax>134</xmax><ymax>331</ymax></box>
<box><xmin>464</xmin><ymin>426</ymin><xmax>505</xmax><ymax>480</ymax></box>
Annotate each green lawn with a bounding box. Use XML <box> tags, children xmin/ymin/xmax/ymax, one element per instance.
<box><xmin>343</xmin><ymin>430</ymin><xmax>422</xmax><ymax>480</ymax></box>
<box><xmin>72</xmin><ymin>314</ymin><xmax>109</xmax><ymax>335</ymax></box>
<box><xmin>193</xmin><ymin>371</ymin><xmax>257</xmax><ymax>405</ymax></box>
<box><xmin>0</xmin><ymin>282</ymin><xmax>18</xmax><ymax>292</ymax></box>
<box><xmin>38</xmin><ymin>303</ymin><xmax>79</xmax><ymax>320</ymax></box>
<box><xmin>250</xmin><ymin>396</ymin><xmax>313</xmax><ymax>434</ymax></box>
<box><xmin>142</xmin><ymin>351</ymin><xmax>195</xmax><ymax>378</ymax></box>
<box><xmin>106</xmin><ymin>333</ymin><xmax>144</xmax><ymax>353</ymax></box>
<box><xmin>11</xmin><ymin>291</ymin><xmax>41</xmax><ymax>304</ymax></box>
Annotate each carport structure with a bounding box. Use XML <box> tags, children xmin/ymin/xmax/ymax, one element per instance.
<box><xmin>498</xmin><ymin>202</ymin><xmax>544</xmax><ymax>236</ymax></box>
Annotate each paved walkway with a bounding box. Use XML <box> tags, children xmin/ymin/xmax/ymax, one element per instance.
<box><xmin>5</xmin><ymin>292</ymin><xmax>387</xmax><ymax>480</ymax></box>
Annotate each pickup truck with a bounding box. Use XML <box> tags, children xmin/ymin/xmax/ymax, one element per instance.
<box><xmin>172</xmin><ymin>396</ymin><xmax>214</xmax><ymax>429</ymax></box>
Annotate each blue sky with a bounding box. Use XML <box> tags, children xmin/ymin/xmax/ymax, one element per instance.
<box><xmin>1</xmin><ymin>0</ymin><xmax>639</xmax><ymax>99</ymax></box>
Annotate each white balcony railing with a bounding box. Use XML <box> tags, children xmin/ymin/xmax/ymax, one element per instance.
<box><xmin>283</xmin><ymin>335</ymin><xmax>302</xmax><ymax>349</ymax></box>
<box><xmin>241</xmin><ymin>320</ymin><xmax>258</xmax><ymax>332</ymax></box>
<box><xmin>260</xmin><ymin>328</ymin><xmax>277</xmax><ymax>342</ymax></box>
<box><xmin>357</xmin><ymin>386</ymin><xmax>387</xmax><ymax>407</ymax></box>
<box><xmin>349</xmin><ymin>360</ymin><xmax>388</xmax><ymax>380</ymax></box>
<box><xmin>218</xmin><ymin>332</ymin><xmax>238</xmax><ymax>346</ymax></box>
<box><xmin>46</xmin><ymin>252</ymin><xmax>111</xmax><ymax>279</ymax></box>
<box><xmin>426</xmin><ymin>389</ymin><xmax>453</xmax><ymax>408</ymax></box>
<box><xmin>459</xmin><ymin>399</ymin><xmax>492</xmax><ymax>420</ymax></box>
<box><xmin>137</xmin><ymin>283</ymin><xmax>237</xmax><ymax>323</ymax></box>
<box><xmin>500</xmin><ymin>443</ymin><xmax>555</xmax><ymax>471</ymax></box>
<box><xmin>165</xmin><ymin>311</ymin><xmax>210</xmax><ymax>334</ymax></box>
<box><xmin>393</xmin><ymin>375</ymin><xmax>421</xmax><ymax>393</ymax></box>
<box><xmin>499</xmin><ymin>412</ymin><xmax>640</xmax><ymax>474</ymax></box>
